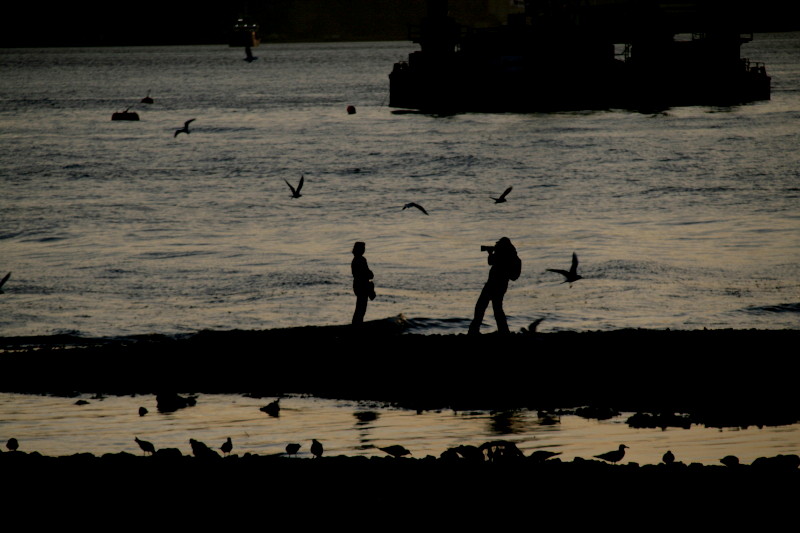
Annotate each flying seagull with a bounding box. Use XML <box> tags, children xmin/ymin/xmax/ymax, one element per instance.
<box><xmin>0</xmin><ymin>272</ymin><xmax>10</xmax><ymax>294</ymax></box>
<box><xmin>594</xmin><ymin>444</ymin><xmax>628</xmax><ymax>463</ymax></box>
<box><xmin>174</xmin><ymin>119</ymin><xmax>196</xmax><ymax>137</ymax></box>
<box><xmin>285</xmin><ymin>175</ymin><xmax>304</xmax><ymax>198</ymax></box>
<box><xmin>547</xmin><ymin>252</ymin><xmax>583</xmax><ymax>284</ymax></box>
<box><xmin>403</xmin><ymin>202</ymin><xmax>428</xmax><ymax>215</ymax></box>
<box><xmin>491</xmin><ymin>186</ymin><xmax>513</xmax><ymax>203</ymax></box>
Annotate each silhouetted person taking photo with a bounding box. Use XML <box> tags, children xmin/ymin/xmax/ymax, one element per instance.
<box><xmin>351</xmin><ymin>241</ymin><xmax>375</xmax><ymax>325</ymax></box>
<box><xmin>469</xmin><ymin>237</ymin><xmax>521</xmax><ymax>335</ymax></box>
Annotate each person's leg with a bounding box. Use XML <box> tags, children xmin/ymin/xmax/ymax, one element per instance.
<box><xmin>492</xmin><ymin>292</ymin><xmax>509</xmax><ymax>334</ymax></box>
<box><xmin>353</xmin><ymin>292</ymin><xmax>368</xmax><ymax>324</ymax></box>
<box><xmin>469</xmin><ymin>284</ymin><xmax>491</xmax><ymax>334</ymax></box>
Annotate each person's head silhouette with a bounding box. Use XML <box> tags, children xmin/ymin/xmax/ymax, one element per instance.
<box><xmin>353</xmin><ymin>241</ymin><xmax>366</xmax><ymax>256</ymax></box>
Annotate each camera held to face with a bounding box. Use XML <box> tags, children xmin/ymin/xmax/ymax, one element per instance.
<box><xmin>480</xmin><ymin>245</ymin><xmax>495</xmax><ymax>252</ymax></box>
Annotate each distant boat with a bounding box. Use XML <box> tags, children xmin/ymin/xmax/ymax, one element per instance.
<box><xmin>389</xmin><ymin>0</ymin><xmax>772</xmax><ymax>113</ymax></box>
<box><xmin>141</xmin><ymin>90</ymin><xmax>153</xmax><ymax>104</ymax></box>
<box><xmin>111</xmin><ymin>108</ymin><xmax>139</xmax><ymax>121</ymax></box>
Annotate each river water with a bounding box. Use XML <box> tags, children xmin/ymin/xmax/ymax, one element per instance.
<box><xmin>1</xmin><ymin>36</ymin><xmax>799</xmax><ymax>461</ymax></box>
<box><xmin>1</xmin><ymin>37</ymin><xmax>798</xmax><ymax>338</ymax></box>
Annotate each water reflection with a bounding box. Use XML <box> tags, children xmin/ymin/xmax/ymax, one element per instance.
<box><xmin>1</xmin><ymin>392</ymin><xmax>797</xmax><ymax>465</ymax></box>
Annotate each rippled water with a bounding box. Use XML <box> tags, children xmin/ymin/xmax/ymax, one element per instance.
<box><xmin>1</xmin><ymin>37</ymin><xmax>799</xmax><ymax>460</ymax></box>
<box><xmin>1</xmin><ymin>36</ymin><xmax>799</xmax><ymax>338</ymax></box>
<box><xmin>2</xmin><ymin>392</ymin><xmax>798</xmax><ymax>465</ymax></box>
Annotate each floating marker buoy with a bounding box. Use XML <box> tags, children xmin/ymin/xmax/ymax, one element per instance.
<box><xmin>112</xmin><ymin>109</ymin><xmax>139</xmax><ymax>121</ymax></box>
<box><xmin>346</xmin><ymin>105</ymin><xmax>356</xmax><ymax>115</ymax></box>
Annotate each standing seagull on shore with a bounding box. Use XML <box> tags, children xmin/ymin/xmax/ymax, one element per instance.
<box><xmin>594</xmin><ymin>444</ymin><xmax>628</xmax><ymax>463</ymax></box>
<box><xmin>403</xmin><ymin>202</ymin><xmax>428</xmax><ymax>215</ymax></box>
<box><xmin>260</xmin><ymin>399</ymin><xmax>280</xmax><ymax>417</ymax></box>
<box><xmin>547</xmin><ymin>252</ymin><xmax>583</xmax><ymax>285</ymax></box>
<box><xmin>491</xmin><ymin>186</ymin><xmax>513</xmax><ymax>203</ymax></box>
<box><xmin>134</xmin><ymin>437</ymin><xmax>156</xmax><ymax>456</ymax></box>
<box><xmin>285</xmin><ymin>175</ymin><xmax>304</xmax><ymax>198</ymax></box>
<box><xmin>662</xmin><ymin>450</ymin><xmax>675</xmax><ymax>464</ymax></box>
<box><xmin>379</xmin><ymin>445</ymin><xmax>412</xmax><ymax>458</ymax></box>
<box><xmin>6</xmin><ymin>437</ymin><xmax>19</xmax><ymax>452</ymax></box>
<box><xmin>285</xmin><ymin>443</ymin><xmax>301</xmax><ymax>456</ymax></box>
<box><xmin>0</xmin><ymin>272</ymin><xmax>10</xmax><ymax>294</ymax></box>
<box><xmin>174</xmin><ymin>118</ymin><xmax>195</xmax><ymax>137</ymax></box>
<box><xmin>311</xmin><ymin>439</ymin><xmax>324</xmax><ymax>459</ymax></box>
<box><xmin>220</xmin><ymin>437</ymin><xmax>233</xmax><ymax>456</ymax></box>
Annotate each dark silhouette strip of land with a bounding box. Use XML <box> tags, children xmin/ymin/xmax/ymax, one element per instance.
<box><xmin>1</xmin><ymin>324</ymin><xmax>798</xmax><ymax>428</ymax></box>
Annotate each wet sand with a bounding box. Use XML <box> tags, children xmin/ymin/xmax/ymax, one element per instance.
<box><xmin>2</xmin><ymin>325</ymin><xmax>798</xmax><ymax>518</ymax></box>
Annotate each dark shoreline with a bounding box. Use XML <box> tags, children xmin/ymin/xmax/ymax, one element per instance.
<box><xmin>3</xmin><ymin>448</ymin><xmax>797</xmax><ymax>518</ymax></box>
<box><xmin>2</xmin><ymin>325</ymin><xmax>798</xmax><ymax>427</ymax></box>
<box><xmin>3</xmin><ymin>326</ymin><xmax>798</xmax><ymax>516</ymax></box>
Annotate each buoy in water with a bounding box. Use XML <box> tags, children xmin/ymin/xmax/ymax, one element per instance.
<box><xmin>112</xmin><ymin>108</ymin><xmax>139</xmax><ymax>121</ymax></box>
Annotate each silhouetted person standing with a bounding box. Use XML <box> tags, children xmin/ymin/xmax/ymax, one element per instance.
<box><xmin>469</xmin><ymin>237</ymin><xmax>521</xmax><ymax>335</ymax></box>
<box><xmin>351</xmin><ymin>241</ymin><xmax>375</xmax><ymax>325</ymax></box>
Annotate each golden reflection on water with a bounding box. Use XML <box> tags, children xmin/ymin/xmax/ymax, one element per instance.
<box><xmin>1</xmin><ymin>393</ymin><xmax>797</xmax><ymax>465</ymax></box>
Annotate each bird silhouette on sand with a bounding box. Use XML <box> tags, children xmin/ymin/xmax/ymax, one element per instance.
<box><xmin>379</xmin><ymin>445</ymin><xmax>411</xmax><ymax>458</ymax></box>
<box><xmin>0</xmin><ymin>272</ymin><xmax>10</xmax><ymax>294</ymax></box>
<box><xmin>521</xmin><ymin>317</ymin><xmax>545</xmax><ymax>334</ymax></box>
<box><xmin>529</xmin><ymin>450</ymin><xmax>562</xmax><ymax>462</ymax></box>
<box><xmin>285</xmin><ymin>175</ymin><xmax>304</xmax><ymax>198</ymax></box>
<box><xmin>190</xmin><ymin>438</ymin><xmax>220</xmax><ymax>459</ymax></box>
<box><xmin>260</xmin><ymin>399</ymin><xmax>280</xmax><ymax>417</ymax></box>
<box><xmin>174</xmin><ymin>119</ymin><xmax>196</xmax><ymax>137</ymax></box>
<box><xmin>134</xmin><ymin>437</ymin><xmax>156</xmax><ymax>456</ymax></box>
<box><xmin>6</xmin><ymin>437</ymin><xmax>19</xmax><ymax>452</ymax></box>
<box><xmin>311</xmin><ymin>439</ymin><xmax>324</xmax><ymax>458</ymax></box>
<box><xmin>403</xmin><ymin>202</ymin><xmax>428</xmax><ymax>215</ymax></box>
<box><xmin>285</xmin><ymin>443</ymin><xmax>301</xmax><ymax>456</ymax></box>
<box><xmin>720</xmin><ymin>455</ymin><xmax>740</xmax><ymax>467</ymax></box>
<box><xmin>662</xmin><ymin>450</ymin><xmax>675</xmax><ymax>464</ymax></box>
<box><xmin>491</xmin><ymin>186</ymin><xmax>513</xmax><ymax>203</ymax></box>
<box><xmin>594</xmin><ymin>444</ymin><xmax>628</xmax><ymax>463</ymax></box>
<box><xmin>220</xmin><ymin>437</ymin><xmax>233</xmax><ymax>456</ymax></box>
<box><xmin>547</xmin><ymin>252</ymin><xmax>583</xmax><ymax>285</ymax></box>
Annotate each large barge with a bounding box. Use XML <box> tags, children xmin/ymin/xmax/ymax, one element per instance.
<box><xmin>389</xmin><ymin>0</ymin><xmax>771</xmax><ymax>112</ymax></box>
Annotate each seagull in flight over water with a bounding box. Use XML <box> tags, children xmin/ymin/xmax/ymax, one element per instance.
<box><xmin>547</xmin><ymin>252</ymin><xmax>583</xmax><ymax>285</ymax></box>
<box><xmin>0</xmin><ymin>272</ymin><xmax>10</xmax><ymax>294</ymax></box>
<box><xmin>174</xmin><ymin>119</ymin><xmax>196</xmax><ymax>137</ymax></box>
<box><xmin>491</xmin><ymin>186</ymin><xmax>513</xmax><ymax>203</ymax></box>
<box><xmin>403</xmin><ymin>202</ymin><xmax>428</xmax><ymax>215</ymax></box>
<box><xmin>285</xmin><ymin>175</ymin><xmax>304</xmax><ymax>198</ymax></box>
